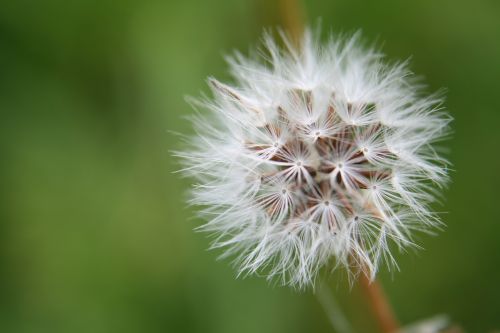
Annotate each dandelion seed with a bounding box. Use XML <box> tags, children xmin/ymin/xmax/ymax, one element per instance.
<box><xmin>177</xmin><ymin>29</ymin><xmax>451</xmax><ymax>288</ymax></box>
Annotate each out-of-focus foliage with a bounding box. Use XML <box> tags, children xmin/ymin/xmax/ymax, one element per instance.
<box><xmin>0</xmin><ymin>1</ymin><xmax>499</xmax><ymax>332</ymax></box>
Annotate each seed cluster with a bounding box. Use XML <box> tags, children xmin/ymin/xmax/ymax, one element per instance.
<box><xmin>246</xmin><ymin>89</ymin><xmax>393</xmax><ymax>234</ymax></box>
<box><xmin>180</xmin><ymin>32</ymin><xmax>449</xmax><ymax>287</ymax></box>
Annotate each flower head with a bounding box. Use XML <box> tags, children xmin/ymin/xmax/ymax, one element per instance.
<box><xmin>178</xmin><ymin>30</ymin><xmax>450</xmax><ymax>288</ymax></box>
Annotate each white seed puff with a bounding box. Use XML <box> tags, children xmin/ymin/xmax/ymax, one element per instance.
<box><xmin>177</xmin><ymin>30</ymin><xmax>450</xmax><ymax>288</ymax></box>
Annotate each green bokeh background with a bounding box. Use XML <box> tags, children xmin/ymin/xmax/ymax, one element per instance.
<box><xmin>1</xmin><ymin>1</ymin><xmax>499</xmax><ymax>332</ymax></box>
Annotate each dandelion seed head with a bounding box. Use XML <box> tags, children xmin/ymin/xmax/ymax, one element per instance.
<box><xmin>177</xmin><ymin>29</ymin><xmax>451</xmax><ymax>288</ymax></box>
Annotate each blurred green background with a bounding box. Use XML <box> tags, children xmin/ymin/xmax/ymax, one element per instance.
<box><xmin>1</xmin><ymin>0</ymin><xmax>500</xmax><ymax>332</ymax></box>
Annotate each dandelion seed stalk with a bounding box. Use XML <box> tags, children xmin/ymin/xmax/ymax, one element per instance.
<box><xmin>278</xmin><ymin>0</ymin><xmax>305</xmax><ymax>46</ymax></box>
<box><xmin>359</xmin><ymin>274</ymin><xmax>399</xmax><ymax>333</ymax></box>
<box><xmin>178</xmin><ymin>23</ymin><xmax>449</xmax><ymax>331</ymax></box>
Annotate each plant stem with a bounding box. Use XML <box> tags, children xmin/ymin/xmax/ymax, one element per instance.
<box><xmin>278</xmin><ymin>0</ymin><xmax>305</xmax><ymax>46</ymax></box>
<box><xmin>358</xmin><ymin>274</ymin><xmax>400</xmax><ymax>333</ymax></box>
<box><xmin>316</xmin><ymin>280</ymin><xmax>354</xmax><ymax>333</ymax></box>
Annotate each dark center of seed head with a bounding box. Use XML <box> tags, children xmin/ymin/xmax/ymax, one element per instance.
<box><xmin>296</xmin><ymin>161</ymin><xmax>302</xmax><ymax>167</ymax></box>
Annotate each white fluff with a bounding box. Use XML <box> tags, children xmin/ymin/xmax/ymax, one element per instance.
<box><xmin>177</xmin><ymin>30</ymin><xmax>451</xmax><ymax>288</ymax></box>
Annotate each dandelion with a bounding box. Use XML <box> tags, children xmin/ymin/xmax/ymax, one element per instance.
<box><xmin>177</xmin><ymin>30</ymin><xmax>450</xmax><ymax>289</ymax></box>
